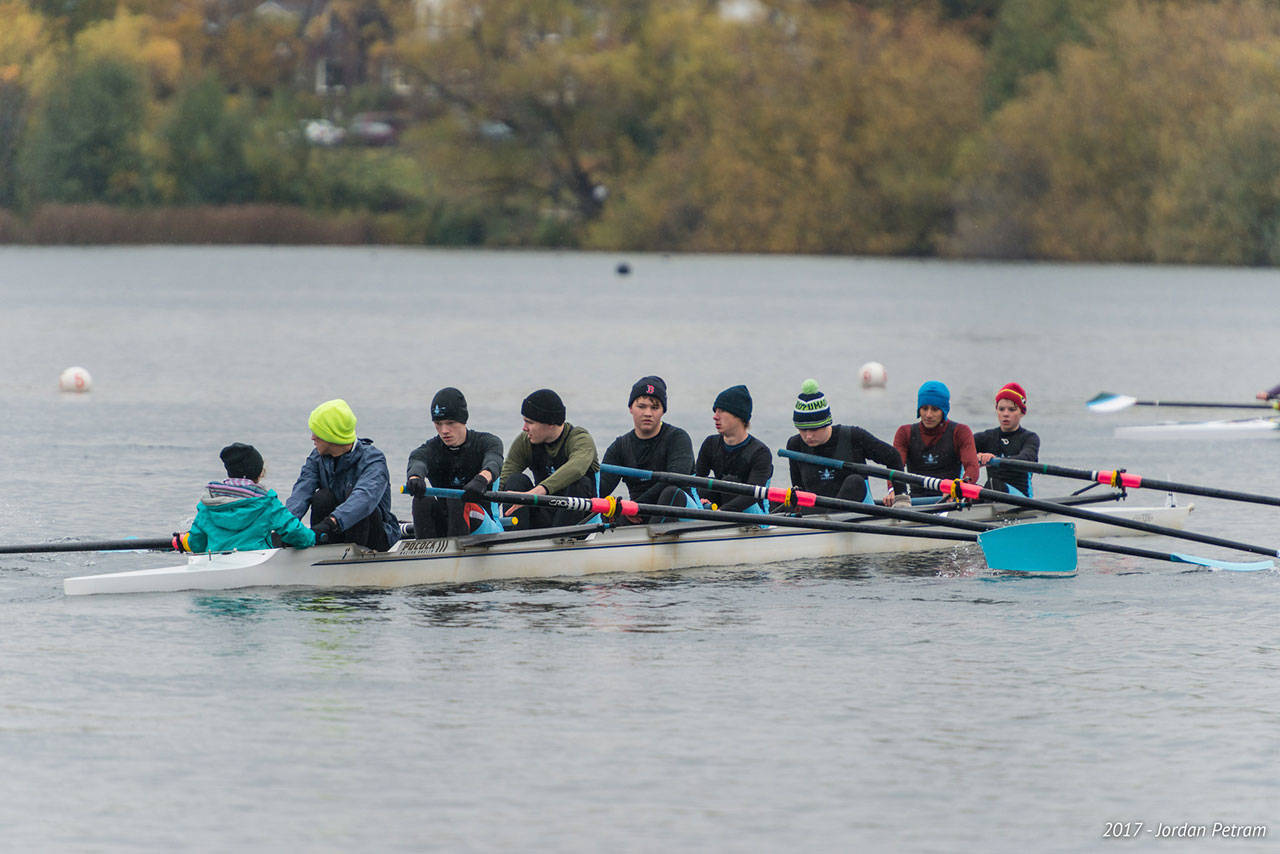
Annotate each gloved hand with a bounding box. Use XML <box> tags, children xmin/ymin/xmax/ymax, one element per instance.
<box><xmin>171</xmin><ymin>532</ymin><xmax>188</xmax><ymax>552</ymax></box>
<box><xmin>312</xmin><ymin>516</ymin><xmax>341</xmax><ymax>544</ymax></box>
<box><xmin>461</xmin><ymin>474</ymin><xmax>491</xmax><ymax>502</ymax></box>
<box><xmin>405</xmin><ymin>476</ymin><xmax>426</xmax><ymax>497</ymax></box>
<box><xmin>892</xmin><ymin>492</ymin><xmax>911</xmax><ymax>507</ymax></box>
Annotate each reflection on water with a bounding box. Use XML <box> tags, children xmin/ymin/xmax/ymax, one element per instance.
<box><xmin>285</xmin><ymin>590</ymin><xmax>396</xmax><ymax>616</ymax></box>
<box><xmin>175</xmin><ymin>549</ymin><xmax>1054</xmax><ymax>634</ymax></box>
<box><xmin>190</xmin><ymin>595</ymin><xmax>278</xmax><ymax>619</ymax></box>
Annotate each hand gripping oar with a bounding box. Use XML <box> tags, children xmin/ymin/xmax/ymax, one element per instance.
<box><xmin>410</xmin><ymin>485</ymin><xmax>616</xmax><ymax>545</ymax></box>
<box><xmin>987</xmin><ymin>458</ymin><xmax>1280</xmax><ymax>509</ymax></box>
<box><xmin>604</xmin><ymin>464</ymin><xmax>1270</xmax><ymax>572</ymax></box>
<box><xmin>1087</xmin><ymin>392</ymin><xmax>1280</xmax><ymax>414</ymax></box>
<box><xmin>779</xmin><ymin>448</ymin><xmax>1280</xmax><ymax>562</ymax></box>
<box><xmin>0</xmin><ymin>537</ymin><xmax>180</xmax><ymax>555</ymax></box>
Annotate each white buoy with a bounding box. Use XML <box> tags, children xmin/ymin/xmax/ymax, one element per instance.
<box><xmin>859</xmin><ymin>361</ymin><xmax>887</xmax><ymax>389</ymax></box>
<box><xmin>59</xmin><ymin>366</ymin><xmax>93</xmax><ymax>393</ymax></box>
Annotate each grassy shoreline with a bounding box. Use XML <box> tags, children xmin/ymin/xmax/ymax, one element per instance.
<box><xmin>0</xmin><ymin>204</ymin><xmax>385</xmax><ymax>245</ymax></box>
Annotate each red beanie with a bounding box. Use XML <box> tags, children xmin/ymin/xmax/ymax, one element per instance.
<box><xmin>995</xmin><ymin>382</ymin><xmax>1027</xmax><ymax>413</ymax></box>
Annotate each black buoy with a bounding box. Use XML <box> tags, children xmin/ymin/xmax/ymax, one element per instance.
<box><xmin>615</xmin><ymin>261</ymin><xmax>631</xmax><ymax>275</ymax></box>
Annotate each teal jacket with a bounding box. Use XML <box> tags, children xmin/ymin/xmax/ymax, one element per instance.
<box><xmin>187</xmin><ymin>479</ymin><xmax>316</xmax><ymax>553</ymax></box>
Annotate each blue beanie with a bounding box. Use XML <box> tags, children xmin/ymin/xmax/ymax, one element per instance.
<box><xmin>713</xmin><ymin>384</ymin><xmax>752</xmax><ymax>423</ymax></box>
<box><xmin>917</xmin><ymin>381</ymin><xmax>950</xmax><ymax>417</ymax></box>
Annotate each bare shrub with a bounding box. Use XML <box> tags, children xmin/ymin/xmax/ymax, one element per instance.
<box><xmin>27</xmin><ymin>204</ymin><xmax>376</xmax><ymax>245</ymax></box>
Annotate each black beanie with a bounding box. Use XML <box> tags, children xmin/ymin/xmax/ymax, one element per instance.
<box><xmin>220</xmin><ymin>442</ymin><xmax>264</xmax><ymax>480</ymax></box>
<box><xmin>713</xmin><ymin>385</ymin><xmax>752</xmax><ymax>423</ymax></box>
<box><xmin>628</xmin><ymin>375</ymin><xmax>668</xmax><ymax>410</ymax></box>
<box><xmin>522</xmin><ymin>388</ymin><xmax>566</xmax><ymax>425</ymax></box>
<box><xmin>430</xmin><ymin>387</ymin><xmax>469</xmax><ymax>423</ymax></box>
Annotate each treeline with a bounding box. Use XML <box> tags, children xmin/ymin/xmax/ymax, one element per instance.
<box><xmin>5</xmin><ymin>0</ymin><xmax>1280</xmax><ymax>263</ymax></box>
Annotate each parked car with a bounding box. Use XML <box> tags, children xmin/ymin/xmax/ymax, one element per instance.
<box><xmin>303</xmin><ymin>119</ymin><xmax>345</xmax><ymax>147</ymax></box>
<box><xmin>349</xmin><ymin>113</ymin><xmax>399</xmax><ymax>146</ymax></box>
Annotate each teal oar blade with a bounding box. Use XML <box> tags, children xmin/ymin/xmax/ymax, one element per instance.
<box><xmin>1087</xmin><ymin>392</ymin><xmax>1278</xmax><ymax>412</ymax></box>
<box><xmin>1169</xmin><ymin>553</ymin><xmax>1274</xmax><ymax>572</ymax></box>
<box><xmin>977</xmin><ymin>522</ymin><xmax>1078</xmax><ymax>574</ymax></box>
<box><xmin>1087</xmin><ymin>392</ymin><xmax>1137</xmax><ymax>413</ymax></box>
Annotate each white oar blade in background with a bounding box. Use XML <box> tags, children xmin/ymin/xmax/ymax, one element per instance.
<box><xmin>1086</xmin><ymin>392</ymin><xmax>1137</xmax><ymax>413</ymax></box>
<box><xmin>977</xmin><ymin>522</ymin><xmax>1078</xmax><ymax>575</ymax></box>
<box><xmin>1170</xmin><ymin>553</ymin><xmax>1275</xmax><ymax>572</ymax></box>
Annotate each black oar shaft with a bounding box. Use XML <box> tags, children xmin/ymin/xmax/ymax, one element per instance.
<box><xmin>1074</xmin><ymin>537</ymin><xmax>1190</xmax><ymax>563</ymax></box>
<box><xmin>625</xmin><ymin>501</ymin><xmax>977</xmax><ymax>542</ymax></box>
<box><xmin>431</xmin><ymin>485</ymin><xmax>977</xmax><ymax>543</ymax></box>
<box><xmin>989</xmin><ymin>459</ymin><xmax>1280</xmax><ymax>508</ymax></box>
<box><xmin>780</xmin><ymin>449</ymin><xmax>1280</xmax><ymax>559</ymax></box>
<box><xmin>607</xmin><ymin>465</ymin><xmax>1258</xmax><ymax>568</ymax></box>
<box><xmin>0</xmin><ymin>538</ymin><xmax>175</xmax><ymax>555</ymax></box>
<box><xmin>601</xmin><ymin>462</ymin><xmax>990</xmax><ymax>530</ymax></box>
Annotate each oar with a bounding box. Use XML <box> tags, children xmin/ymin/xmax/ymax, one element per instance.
<box><xmin>425</xmin><ymin>485</ymin><xmax>1070</xmax><ymax>571</ymax></box>
<box><xmin>779</xmin><ymin>448</ymin><xmax>1280</xmax><ymax>560</ymax></box>
<box><xmin>987</xmin><ymin>458</ymin><xmax>1280</xmax><ymax>508</ymax></box>
<box><xmin>429</xmin><ymin>486</ymin><xmax>968</xmax><ymax>541</ymax></box>
<box><xmin>1087</xmin><ymin>392</ymin><xmax>1279</xmax><ymax>414</ymax></box>
<box><xmin>603</xmin><ymin>462</ymin><xmax>988</xmax><ymax>529</ymax></box>
<box><xmin>0</xmin><ymin>537</ymin><xmax>178</xmax><ymax>555</ymax></box>
<box><xmin>604</xmin><ymin>464</ymin><xmax>1271</xmax><ymax>572</ymax></box>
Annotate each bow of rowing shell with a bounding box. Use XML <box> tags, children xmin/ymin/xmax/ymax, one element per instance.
<box><xmin>62</xmin><ymin>501</ymin><xmax>1192</xmax><ymax>596</ymax></box>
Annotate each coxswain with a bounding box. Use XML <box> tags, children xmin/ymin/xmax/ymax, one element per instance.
<box><xmin>974</xmin><ymin>382</ymin><xmax>1040</xmax><ymax>496</ymax></box>
<box><xmin>499</xmin><ymin>389</ymin><xmax>600</xmax><ymax>528</ymax></box>
<box><xmin>599</xmin><ymin>376</ymin><xmax>696</xmax><ymax>521</ymax></box>
<box><xmin>182</xmin><ymin>443</ymin><xmax>315</xmax><ymax>553</ymax></box>
<box><xmin>285</xmin><ymin>399</ymin><xmax>400</xmax><ymax>551</ymax></box>
<box><xmin>892</xmin><ymin>381</ymin><xmax>978</xmax><ymax>501</ymax></box>
<box><xmin>404</xmin><ymin>387</ymin><xmax>504</xmax><ymax>537</ymax></box>
<box><xmin>784</xmin><ymin>379</ymin><xmax>907</xmax><ymax>507</ymax></box>
<box><xmin>694</xmin><ymin>385</ymin><xmax>773</xmax><ymax>512</ymax></box>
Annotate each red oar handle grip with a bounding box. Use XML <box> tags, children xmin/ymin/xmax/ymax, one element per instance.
<box><xmin>940</xmin><ymin>480</ymin><xmax>982</xmax><ymax>501</ymax></box>
<box><xmin>1097</xmin><ymin>470</ymin><xmax>1142</xmax><ymax>489</ymax></box>
<box><xmin>765</xmin><ymin>487</ymin><xmax>817</xmax><ymax>507</ymax></box>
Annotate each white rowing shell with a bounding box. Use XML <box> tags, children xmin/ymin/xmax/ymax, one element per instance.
<box><xmin>64</xmin><ymin>503</ymin><xmax>1192</xmax><ymax>596</ymax></box>
<box><xmin>1116</xmin><ymin>418</ymin><xmax>1280</xmax><ymax>439</ymax></box>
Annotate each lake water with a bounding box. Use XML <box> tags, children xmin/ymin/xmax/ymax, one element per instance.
<box><xmin>1</xmin><ymin>248</ymin><xmax>1277</xmax><ymax>851</ymax></box>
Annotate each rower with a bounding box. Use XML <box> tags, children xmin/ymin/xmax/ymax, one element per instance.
<box><xmin>695</xmin><ymin>385</ymin><xmax>773</xmax><ymax>512</ymax></box>
<box><xmin>784</xmin><ymin>378</ymin><xmax>908</xmax><ymax>508</ymax></box>
<box><xmin>599</xmin><ymin>376</ymin><xmax>696</xmax><ymax>522</ymax></box>
<box><xmin>974</xmin><ymin>382</ymin><xmax>1040</xmax><ymax>496</ymax></box>
<box><xmin>892</xmin><ymin>381</ymin><xmax>978</xmax><ymax>502</ymax></box>
<box><xmin>182</xmin><ymin>443</ymin><xmax>316</xmax><ymax>553</ymax></box>
<box><xmin>499</xmin><ymin>388</ymin><xmax>601</xmax><ymax>528</ymax></box>
<box><xmin>285</xmin><ymin>399</ymin><xmax>400</xmax><ymax>551</ymax></box>
<box><xmin>404</xmin><ymin>387</ymin><xmax>504</xmax><ymax>537</ymax></box>
<box><xmin>1256</xmin><ymin>383</ymin><xmax>1280</xmax><ymax>401</ymax></box>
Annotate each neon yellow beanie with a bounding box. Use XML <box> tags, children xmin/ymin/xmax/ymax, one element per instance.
<box><xmin>308</xmin><ymin>399</ymin><xmax>357</xmax><ymax>445</ymax></box>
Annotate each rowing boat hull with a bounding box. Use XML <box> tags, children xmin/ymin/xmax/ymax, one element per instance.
<box><xmin>62</xmin><ymin>502</ymin><xmax>1191</xmax><ymax>595</ymax></box>
<box><xmin>1116</xmin><ymin>418</ymin><xmax>1280</xmax><ymax>439</ymax></box>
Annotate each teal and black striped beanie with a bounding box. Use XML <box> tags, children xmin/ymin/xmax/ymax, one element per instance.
<box><xmin>793</xmin><ymin>379</ymin><xmax>833</xmax><ymax>429</ymax></box>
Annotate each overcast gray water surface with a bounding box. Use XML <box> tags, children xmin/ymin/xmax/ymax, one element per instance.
<box><xmin>1</xmin><ymin>248</ymin><xmax>1277</xmax><ymax>851</ymax></box>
